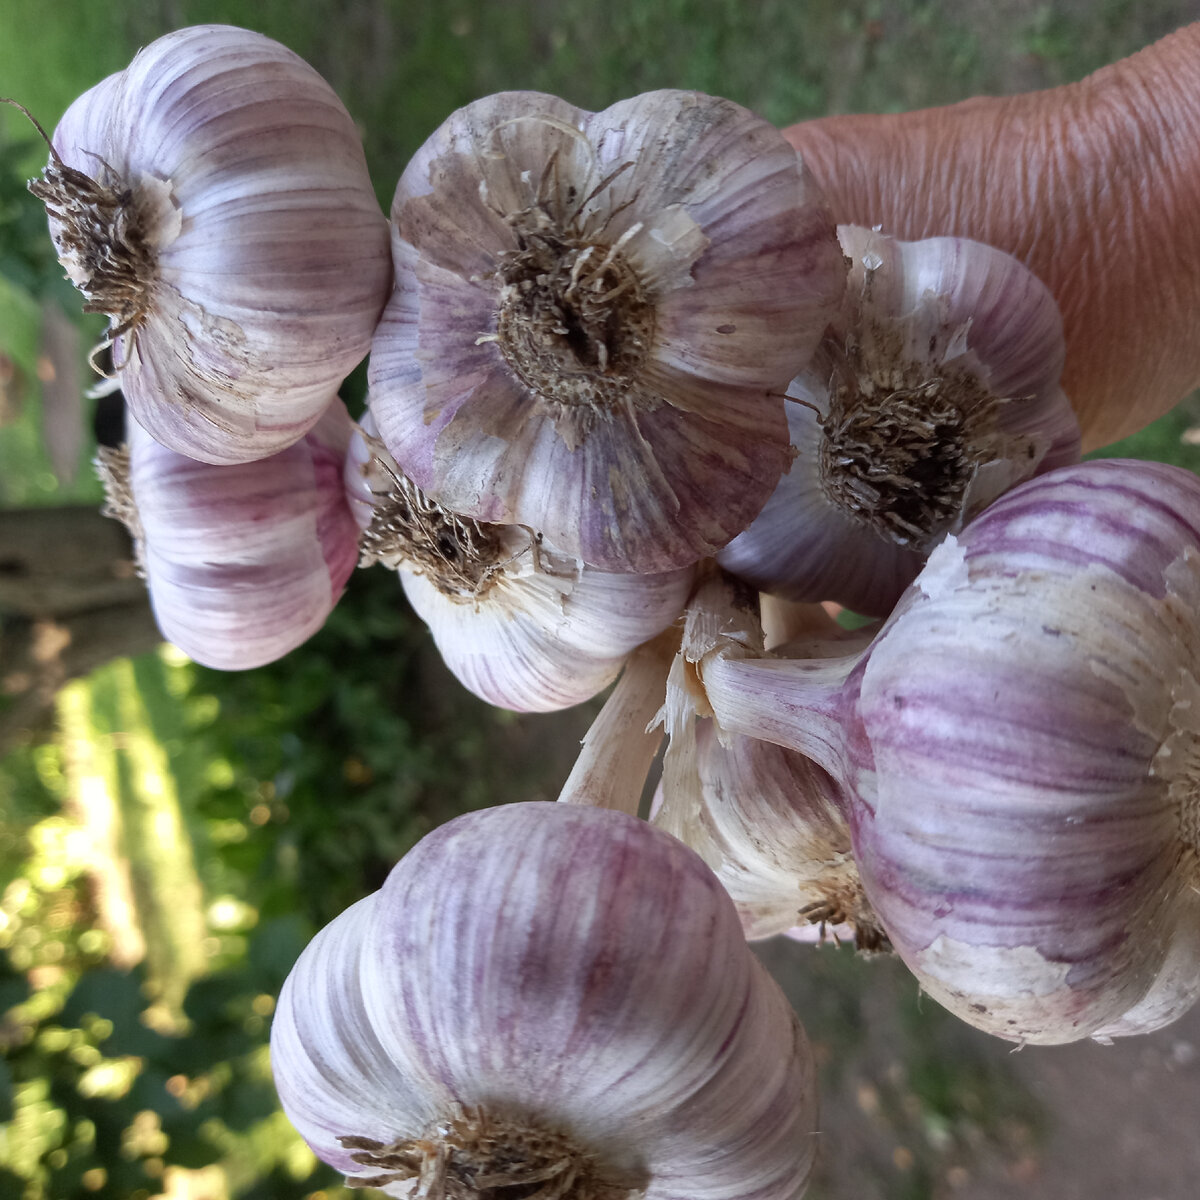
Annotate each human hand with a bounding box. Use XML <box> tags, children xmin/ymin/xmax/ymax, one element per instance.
<box><xmin>783</xmin><ymin>23</ymin><xmax>1200</xmax><ymax>452</ymax></box>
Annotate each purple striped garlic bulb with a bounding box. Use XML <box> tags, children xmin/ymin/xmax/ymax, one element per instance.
<box><xmin>698</xmin><ymin>459</ymin><xmax>1200</xmax><ymax>1044</ymax></box>
<box><xmin>344</xmin><ymin>416</ymin><xmax>694</xmax><ymax>711</ymax></box>
<box><xmin>96</xmin><ymin>400</ymin><xmax>358</xmax><ymax>669</ymax></box>
<box><xmin>271</xmin><ymin>802</ymin><xmax>818</xmax><ymax>1200</ymax></box>
<box><xmin>718</xmin><ymin>225</ymin><xmax>1082</xmax><ymax>616</ymax></box>
<box><xmin>369</xmin><ymin>89</ymin><xmax>846</xmax><ymax>574</ymax></box>
<box><xmin>32</xmin><ymin>25</ymin><xmax>391</xmax><ymax>465</ymax></box>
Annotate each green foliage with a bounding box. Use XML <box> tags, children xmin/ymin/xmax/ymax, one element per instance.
<box><xmin>183</xmin><ymin>567</ymin><xmax>445</xmax><ymax>928</ymax></box>
<box><xmin>1</xmin><ymin>958</ymin><xmax>345</xmax><ymax>1199</ymax></box>
<box><xmin>0</xmin><ymin>135</ymin><xmax>60</xmax><ymax>300</ymax></box>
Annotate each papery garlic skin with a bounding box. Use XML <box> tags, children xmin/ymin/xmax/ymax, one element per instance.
<box><xmin>370</xmin><ymin>89</ymin><xmax>845</xmax><ymax>573</ymax></box>
<box><xmin>39</xmin><ymin>25</ymin><xmax>391</xmax><ymax>465</ymax></box>
<box><xmin>685</xmin><ymin>720</ymin><xmax>884</xmax><ymax>946</ymax></box>
<box><xmin>700</xmin><ymin>460</ymin><xmax>1200</xmax><ymax>1043</ymax></box>
<box><xmin>399</xmin><ymin>564</ymin><xmax>694</xmax><ymax>712</ymax></box>
<box><xmin>101</xmin><ymin>400</ymin><xmax>359</xmax><ymax>670</ymax></box>
<box><xmin>718</xmin><ymin>225</ymin><xmax>1081</xmax><ymax>616</ymax></box>
<box><xmin>345</xmin><ymin>416</ymin><xmax>695</xmax><ymax>711</ymax></box>
<box><xmin>271</xmin><ymin>802</ymin><xmax>818</xmax><ymax>1200</ymax></box>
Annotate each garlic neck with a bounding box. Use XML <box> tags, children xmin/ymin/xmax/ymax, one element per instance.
<box><xmin>558</xmin><ymin>628</ymin><xmax>678</xmax><ymax>814</ymax></box>
<box><xmin>339</xmin><ymin>1108</ymin><xmax>645</xmax><ymax>1200</ymax></box>
<box><xmin>699</xmin><ymin>650</ymin><xmax>862</xmax><ymax>798</ymax></box>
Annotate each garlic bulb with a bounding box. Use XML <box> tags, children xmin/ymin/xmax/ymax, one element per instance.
<box><xmin>271</xmin><ymin>801</ymin><xmax>818</xmax><ymax>1200</ymax></box>
<box><xmin>97</xmin><ymin>400</ymin><xmax>359</xmax><ymax>670</ymax></box>
<box><xmin>369</xmin><ymin>89</ymin><xmax>846</xmax><ymax>573</ymax></box>
<box><xmin>664</xmin><ymin>719</ymin><xmax>886</xmax><ymax>947</ymax></box>
<box><xmin>698</xmin><ymin>459</ymin><xmax>1200</xmax><ymax>1044</ymax></box>
<box><xmin>33</xmin><ymin>25</ymin><xmax>391</xmax><ymax>464</ymax></box>
<box><xmin>345</xmin><ymin>416</ymin><xmax>694</xmax><ymax>712</ymax></box>
<box><xmin>651</xmin><ymin>574</ymin><xmax>883</xmax><ymax>946</ymax></box>
<box><xmin>718</xmin><ymin>225</ymin><xmax>1081</xmax><ymax>616</ymax></box>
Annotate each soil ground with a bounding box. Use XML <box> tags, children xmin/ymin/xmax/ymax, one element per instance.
<box><xmin>758</xmin><ymin>938</ymin><xmax>1200</xmax><ymax>1199</ymax></box>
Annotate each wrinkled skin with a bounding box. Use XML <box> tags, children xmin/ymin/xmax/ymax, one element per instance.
<box><xmin>784</xmin><ymin>22</ymin><xmax>1200</xmax><ymax>451</ymax></box>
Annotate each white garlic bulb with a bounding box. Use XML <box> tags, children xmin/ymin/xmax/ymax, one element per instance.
<box><xmin>718</xmin><ymin>225</ymin><xmax>1081</xmax><ymax>616</ymax></box>
<box><xmin>698</xmin><ymin>459</ymin><xmax>1200</xmax><ymax>1044</ymax></box>
<box><xmin>34</xmin><ymin>25</ymin><xmax>391</xmax><ymax>464</ymax></box>
<box><xmin>652</xmin><ymin>575</ymin><xmax>882</xmax><ymax>945</ymax></box>
<box><xmin>660</xmin><ymin>719</ymin><xmax>885</xmax><ymax>946</ymax></box>
<box><xmin>345</xmin><ymin>417</ymin><xmax>694</xmax><ymax>712</ymax></box>
<box><xmin>271</xmin><ymin>802</ymin><xmax>819</xmax><ymax>1200</ymax></box>
<box><xmin>369</xmin><ymin>89</ymin><xmax>846</xmax><ymax>573</ymax></box>
<box><xmin>98</xmin><ymin>400</ymin><xmax>359</xmax><ymax>670</ymax></box>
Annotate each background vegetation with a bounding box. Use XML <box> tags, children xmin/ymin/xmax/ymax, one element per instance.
<box><xmin>3</xmin><ymin>3</ymin><xmax>1200</xmax><ymax>1199</ymax></box>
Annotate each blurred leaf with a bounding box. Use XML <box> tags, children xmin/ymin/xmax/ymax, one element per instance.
<box><xmin>0</xmin><ymin>1056</ymin><xmax>12</xmax><ymax>1124</ymax></box>
<box><xmin>0</xmin><ymin>1168</ymin><xmax>26</xmax><ymax>1197</ymax></box>
<box><xmin>162</xmin><ymin>1129</ymin><xmax>223</xmax><ymax>1170</ymax></box>
<box><xmin>0</xmin><ymin>959</ymin><xmax>31</xmax><ymax>1012</ymax></box>
<box><xmin>58</xmin><ymin>968</ymin><xmax>170</xmax><ymax>1059</ymax></box>
<box><xmin>220</xmin><ymin>1079</ymin><xmax>281</xmax><ymax>1133</ymax></box>
<box><xmin>246</xmin><ymin>916</ymin><xmax>311</xmax><ymax>993</ymax></box>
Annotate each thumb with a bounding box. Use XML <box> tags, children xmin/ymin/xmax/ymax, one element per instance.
<box><xmin>783</xmin><ymin>23</ymin><xmax>1200</xmax><ymax>452</ymax></box>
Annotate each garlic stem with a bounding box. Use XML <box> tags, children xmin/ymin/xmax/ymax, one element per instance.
<box><xmin>558</xmin><ymin>627</ymin><xmax>680</xmax><ymax>814</ymax></box>
<box><xmin>700</xmin><ymin>652</ymin><xmax>860</xmax><ymax>790</ymax></box>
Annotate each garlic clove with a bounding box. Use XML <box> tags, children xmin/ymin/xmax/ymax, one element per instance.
<box><xmin>272</xmin><ymin>802</ymin><xmax>818</xmax><ymax>1200</ymax></box>
<box><xmin>718</xmin><ymin>225</ymin><xmax>1081</xmax><ymax>616</ymax></box>
<box><xmin>398</xmin><ymin>561</ymin><xmax>693</xmax><ymax>713</ymax></box>
<box><xmin>370</xmin><ymin>89</ymin><xmax>846</xmax><ymax>573</ymax></box>
<box><xmin>837</xmin><ymin>225</ymin><xmax>1070</xmax><ymax>407</ymax></box>
<box><xmin>346</xmin><ymin>415</ymin><xmax>695</xmax><ymax>712</ymax></box>
<box><xmin>581</xmin><ymin>91</ymin><xmax>844</xmax><ymax>390</ymax></box>
<box><xmin>269</xmin><ymin>896</ymin><xmax>433</xmax><ymax>1181</ymax></box>
<box><xmin>99</xmin><ymin>398</ymin><xmax>359</xmax><ymax>670</ymax></box>
<box><xmin>37</xmin><ymin>25</ymin><xmax>391</xmax><ymax>465</ymax></box>
<box><xmin>1090</xmin><ymin>889</ymin><xmax>1200</xmax><ymax>1041</ymax></box>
